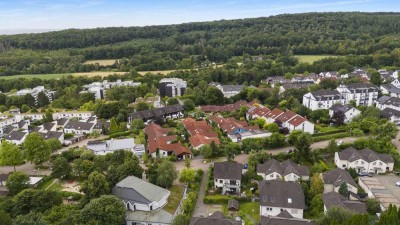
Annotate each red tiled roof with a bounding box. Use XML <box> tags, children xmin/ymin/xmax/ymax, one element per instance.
<box><xmin>288</xmin><ymin>115</ymin><xmax>306</xmax><ymax>127</ymax></box>
<box><xmin>266</xmin><ymin>108</ymin><xmax>284</xmax><ymax>119</ymax></box>
<box><xmin>275</xmin><ymin>110</ymin><xmax>297</xmax><ymax>122</ymax></box>
<box><xmin>144</xmin><ymin>123</ymin><xmax>191</xmax><ymax>156</ymax></box>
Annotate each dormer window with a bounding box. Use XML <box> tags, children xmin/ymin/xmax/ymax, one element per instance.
<box><xmin>288</xmin><ymin>198</ymin><xmax>292</xmax><ymax>204</ymax></box>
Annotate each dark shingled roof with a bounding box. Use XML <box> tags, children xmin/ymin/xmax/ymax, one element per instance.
<box><xmin>259</xmin><ymin>180</ymin><xmax>306</xmax><ymax>209</ymax></box>
<box><xmin>257</xmin><ymin>159</ymin><xmax>309</xmax><ymax>178</ymax></box>
<box><xmin>322</xmin><ymin>168</ymin><xmax>357</xmax><ymax>189</ymax></box>
<box><xmin>64</xmin><ymin>121</ymin><xmax>95</xmax><ymax>131</ymax></box>
<box><xmin>344</xmin><ymin>83</ymin><xmax>378</xmax><ymax>91</ymax></box>
<box><xmin>38</xmin><ymin>131</ymin><xmax>63</xmax><ymax>140</ymax></box>
<box><xmin>190</xmin><ymin>211</ymin><xmax>242</xmax><ymax>225</ymax></box>
<box><xmin>338</xmin><ymin>147</ymin><xmax>394</xmax><ymax>163</ymax></box>
<box><xmin>227</xmin><ymin>199</ymin><xmax>239</xmax><ymax>210</ymax></box>
<box><xmin>213</xmin><ymin>162</ymin><xmax>243</xmax><ymax>180</ymax></box>
<box><xmin>260</xmin><ymin>214</ymin><xmax>316</xmax><ymax>225</ymax></box>
<box><xmin>310</xmin><ymin>90</ymin><xmax>343</xmax><ymax>100</ymax></box>
<box><xmin>5</xmin><ymin>130</ymin><xmax>27</xmax><ymax>141</ymax></box>
<box><xmin>128</xmin><ymin>104</ymin><xmax>184</xmax><ymax>121</ymax></box>
<box><xmin>329</xmin><ymin>104</ymin><xmax>355</xmax><ymax>113</ymax></box>
<box><xmin>381</xmin><ymin>108</ymin><xmax>400</xmax><ymax>119</ymax></box>
<box><xmin>323</xmin><ymin>192</ymin><xmax>367</xmax><ymax>214</ymax></box>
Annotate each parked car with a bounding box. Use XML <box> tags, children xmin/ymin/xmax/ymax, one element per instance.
<box><xmin>396</xmin><ymin>181</ymin><xmax>400</xmax><ymax>186</ymax></box>
<box><xmin>359</xmin><ymin>171</ymin><xmax>372</xmax><ymax>177</ymax></box>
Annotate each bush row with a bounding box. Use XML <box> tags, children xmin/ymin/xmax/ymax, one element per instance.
<box><xmin>203</xmin><ymin>195</ymin><xmax>252</xmax><ymax>204</ymax></box>
<box><xmin>312</xmin><ymin>129</ymin><xmax>346</xmax><ymax>137</ymax></box>
<box><xmin>312</xmin><ymin>132</ymin><xmax>349</xmax><ymax>142</ymax></box>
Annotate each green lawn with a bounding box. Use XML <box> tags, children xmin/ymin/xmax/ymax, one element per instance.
<box><xmin>164</xmin><ymin>185</ymin><xmax>185</xmax><ymax>214</ymax></box>
<box><xmin>316</xmin><ymin>125</ymin><xmax>343</xmax><ymax>133</ymax></box>
<box><xmin>295</xmin><ymin>55</ymin><xmax>336</xmax><ymax>64</ymax></box>
<box><xmin>36</xmin><ymin>178</ymin><xmax>62</xmax><ymax>191</ymax></box>
<box><xmin>239</xmin><ymin>202</ymin><xmax>260</xmax><ymax>224</ymax></box>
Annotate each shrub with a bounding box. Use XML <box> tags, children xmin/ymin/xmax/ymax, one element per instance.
<box><xmin>203</xmin><ymin>195</ymin><xmax>251</xmax><ymax>204</ymax></box>
<box><xmin>108</xmin><ymin>130</ymin><xmax>133</xmax><ymax>138</ymax></box>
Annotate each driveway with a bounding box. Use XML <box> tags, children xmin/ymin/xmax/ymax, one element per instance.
<box><xmin>192</xmin><ymin>169</ymin><xmax>208</xmax><ymax>217</ymax></box>
<box><xmin>374</xmin><ymin>174</ymin><xmax>400</xmax><ymax>203</ymax></box>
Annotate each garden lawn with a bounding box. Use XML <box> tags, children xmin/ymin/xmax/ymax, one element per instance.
<box><xmin>164</xmin><ymin>185</ymin><xmax>185</xmax><ymax>214</ymax></box>
<box><xmin>239</xmin><ymin>202</ymin><xmax>260</xmax><ymax>224</ymax></box>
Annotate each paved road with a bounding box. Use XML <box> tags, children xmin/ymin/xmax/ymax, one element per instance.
<box><xmin>192</xmin><ymin>170</ymin><xmax>208</xmax><ymax>217</ymax></box>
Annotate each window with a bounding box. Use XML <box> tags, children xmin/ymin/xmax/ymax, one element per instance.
<box><xmin>270</xmin><ymin>174</ymin><xmax>274</xmax><ymax>178</ymax></box>
<box><xmin>219</xmin><ymin>180</ymin><xmax>223</xmax><ymax>184</ymax></box>
<box><xmin>291</xmin><ymin>209</ymin><xmax>298</xmax><ymax>214</ymax></box>
<box><xmin>270</xmin><ymin>197</ymin><xmax>275</xmax><ymax>203</ymax></box>
<box><xmin>361</xmin><ymin>161</ymin><xmax>364</xmax><ymax>165</ymax></box>
<box><xmin>373</xmin><ymin>162</ymin><xmax>376</xmax><ymax>165</ymax></box>
<box><xmin>342</xmin><ymin>164</ymin><xmax>346</xmax><ymax>168</ymax></box>
<box><xmin>379</xmin><ymin>162</ymin><xmax>382</xmax><ymax>165</ymax></box>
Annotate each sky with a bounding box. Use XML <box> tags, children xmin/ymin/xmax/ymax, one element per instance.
<box><xmin>0</xmin><ymin>0</ymin><xmax>399</xmax><ymax>33</ymax></box>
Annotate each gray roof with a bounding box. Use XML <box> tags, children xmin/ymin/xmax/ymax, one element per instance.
<box><xmin>43</xmin><ymin>122</ymin><xmax>56</xmax><ymax>131</ymax></box>
<box><xmin>126</xmin><ymin>209</ymin><xmax>173</xmax><ymax>224</ymax></box>
<box><xmin>259</xmin><ymin>180</ymin><xmax>306</xmax><ymax>209</ymax></box>
<box><xmin>64</xmin><ymin>121</ymin><xmax>94</xmax><ymax>131</ymax></box>
<box><xmin>378</xmin><ymin>96</ymin><xmax>400</xmax><ymax>107</ymax></box>
<box><xmin>388</xmin><ymin>87</ymin><xmax>400</xmax><ymax>94</ymax></box>
<box><xmin>322</xmin><ymin>168</ymin><xmax>357</xmax><ymax>189</ymax></box>
<box><xmin>190</xmin><ymin>211</ymin><xmax>242</xmax><ymax>225</ymax></box>
<box><xmin>323</xmin><ymin>192</ymin><xmax>367</xmax><ymax>214</ymax></box>
<box><xmin>220</xmin><ymin>85</ymin><xmax>245</xmax><ymax>92</ymax></box>
<box><xmin>87</xmin><ymin>138</ymin><xmax>139</xmax><ymax>153</ymax></box>
<box><xmin>227</xmin><ymin>199</ymin><xmax>239</xmax><ymax>210</ymax></box>
<box><xmin>329</xmin><ymin>104</ymin><xmax>355</xmax><ymax>113</ymax></box>
<box><xmin>38</xmin><ymin>131</ymin><xmax>63</xmax><ymax>140</ymax></box>
<box><xmin>5</xmin><ymin>130</ymin><xmax>28</xmax><ymax>141</ymax></box>
<box><xmin>257</xmin><ymin>159</ymin><xmax>309</xmax><ymax>178</ymax></box>
<box><xmin>381</xmin><ymin>108</ymin><xmax>400</xmax><ymax>119</ymax></box>
<box><xmin>310</xmin><ymin>90</ymin><xmax>343</xmax><ymax>100</ymax></box>
<box><xmin>281</xmin><ymin>83</ymin><xmax>309</xmax><ymax>90</ymax></box>
<box><xmin>93</xmin><ymin>121</ymin><xmax>110</xmax><ymax>130</ymax></box>
<box><xmin>344</xmin><ymin>83</ymin><xmax>378</xmax><ymax>92</ymax></box>
<box><xmin>260</xmin><ymin>213</ymin><xmax>316</xmax><ymax>225</ymax></box>
<box><xmin>381</xmin><ymin>84</ymin><xmax>396</xmax><ymax>90</ymax></box>
<box><xmin>56</xmin><ymin>118</ymin><xmax>69</xmax><ymax>126</ymax></box>
<box><xmin>213</xmin><ymin>162</ymin><xmax>243</xmax><ymax>180</ymax></box>
<box><xmin>338</xmin><ymin>147</ymin><xmax>394</xmax><ymax>163</ymax></box>
<box><xmin>112</xmin><ymin>176</ymin><xmax>169</xmax><ymax>204</ymax></box>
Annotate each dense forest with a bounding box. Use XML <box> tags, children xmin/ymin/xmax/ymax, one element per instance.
<box><xmin>1</xmin><ymin>12</ymin><xmax>400</xmax><ymax>76</ymax></box>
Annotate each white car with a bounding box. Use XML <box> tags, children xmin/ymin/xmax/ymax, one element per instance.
<box><xmin>396</xmin><ymin>181</ymin><xmax>400</xmax><ymax>186</ymax></box>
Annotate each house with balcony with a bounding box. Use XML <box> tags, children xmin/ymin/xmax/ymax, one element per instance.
<box><xmin>257</xmin><ymin>159</ymin><xmax>309</xmax><ymax>182</ymax></box>
<box><xmin>334</xmin><ymin>147</ymin><xmax>394</xmax><ymax>174</ymax></box>
<box><xmin>303</xmin><ymin>90</ymin><xmax>345</xmax><ymax>110</ymax></box>
<box><xmin>213</xmin><ymin>161</ymin><xmax>243</xmax><ymax>195</ymax></box>
<box><xmin>336</xmin><ymin>83</ymin><xmax>379</xmax><ymax>106</ymax></box>
<box><xmin>259</xmin><ymin>180</ymin><xmax>306</xmax><ymax>219</ymax></box>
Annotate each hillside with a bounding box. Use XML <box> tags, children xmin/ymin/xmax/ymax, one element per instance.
<box><xmin>1</xmin><ymin>12</ymin><xmax>400</xmax><ymax>76</ymax></box>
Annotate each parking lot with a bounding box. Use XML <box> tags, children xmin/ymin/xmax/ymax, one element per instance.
<box><xmin>373</xmin><ymin>174</ymin><xmax>400</xmax><ymax>201</ymax></box>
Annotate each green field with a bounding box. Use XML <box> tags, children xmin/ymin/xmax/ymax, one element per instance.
<box><xmin>295</xmin><ymin>55</ymin><xmax>336</xmax><ymax>64</ymax></box>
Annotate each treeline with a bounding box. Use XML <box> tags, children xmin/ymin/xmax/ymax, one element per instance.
<box><xmin>1</xmin><ymin>12</ymin><xmax>400</xmax><ymax>76</ymax></box>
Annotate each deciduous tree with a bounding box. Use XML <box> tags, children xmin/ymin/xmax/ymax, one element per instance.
<box><xmin>23</xmin><ymin>132</ymin><xmax>51</xmax><ymax>166</ymax></box>
<box><xmin>0</xmin><ymin>140</ymin><xmax>23</xmax><ymax>172</ymax></box>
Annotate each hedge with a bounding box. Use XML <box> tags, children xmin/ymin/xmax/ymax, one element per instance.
<box><xmin>203</xmin><ymin>195</ymin><xmax>251</xmax><ymax>204</ymax></box>
<box><xmin>312</xmin><ymin>132</ymin><xmax>349</xmax><ymax>142</ymax></box>
<box><xmin>312</xmin><ymin>129</ymin><xmax>346</xmax><ymax>137</ymax></box>
<box><xmin>108</xmin><ymin>130</ymin><xmax>133</xmax><ymax>138</ymax></box>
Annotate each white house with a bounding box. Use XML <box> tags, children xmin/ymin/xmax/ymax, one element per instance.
<box><xmin>381</xmin><ymin>108</ymin><xmax>400</xmax><ymax>124</ymax></box>
<box><xmin>334</xmin><ymin>147</ymin><xmax>394</xmax><ymax>174</ymax></box>
<box><xmin>257</xmin><ymin>159</ymin><xmax>310</xmax><ymax>182</ymax></box>
<box><xmin>391</xmin><ymin>78</ymin><xmax>400</xmax><ymax>88</ymax></box>
<box><xmin>4</xmin><ymin>130</ymin><xmax>29</xmax><ymax>145</ymax></box>
<box><xmin>329</xmin><ymin>104</ymin><xmax>361</xmax><ymax>123</ymax></box>
<box><xmin>336</xmin><ymin>83</ymin><xmax>378</xmax><ymax>106</ymax></box>
<box><xmin>63</xmin><ymin>121</ymin><xmax>95</xmax><ymax>135</ymax></box>
<box><xmin>81</xmin><ymin>80</ymin><xmax>141</xmax><ymax>99</ymax></box>
<box><xmin>213</xmin><ymin>161</ymin><xmax>242</xmax><ymax>195</ymax></box>
<box><xmin>52</xmin><ymin>111</ymin><xmax>94</xmax><ymax>120</ymax></box>
<box><xmin>259</xmin><ymin>180</ymin><xmax>306</xmax><ymax>219</ymax></box>
<box><xmin>321</xmin><ymin>168</ymin><xmax>358</xmax><ymax>194</ymax></box>
<box><xmin>87</xmin><ymin>138</ymin><xmax>145</xmax><ymax>157</ymax></box>
<box><xmin>303</xmin><ymin>90</ymin><xmax>345</xmax><ymax>110</ymax></box>
<box><xmin>112</xmin><ymin>176</ymin><xmax>174</xmax><ymax>225</ymax></box>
